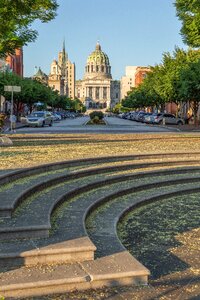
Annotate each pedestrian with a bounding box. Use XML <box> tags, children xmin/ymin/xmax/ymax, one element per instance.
<box><xmin>9</xmin><ymin>114</ymin><xmax>17</xmax><ymax>133</ymax></box>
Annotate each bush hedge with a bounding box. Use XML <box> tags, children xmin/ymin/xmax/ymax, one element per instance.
<box><xmin>89</xmin><ymin>111</ymin><xmax>104</xmax><ymax>120</ymax></box>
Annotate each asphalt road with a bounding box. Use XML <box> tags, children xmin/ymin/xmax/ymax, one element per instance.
<box><xmin>15</xmin><ymin>116</ymin><xmax>179</xmax><ymax>134</ymax></box>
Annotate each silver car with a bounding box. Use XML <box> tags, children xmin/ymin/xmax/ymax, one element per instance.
<box><xmin>27</xmin><ymin>111</ymin><xmax>53</xmax><ymax>127</ymax></box>
<box><xmin>151</xmin><ymin>113</ymin><xmax>184</xmax><ymax>125</ymax></box>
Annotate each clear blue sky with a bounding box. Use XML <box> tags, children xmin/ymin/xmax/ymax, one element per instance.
<box><xmin>24</xmin><ymin>0</ymin><xmax>186</xmax><ymax>80</ymax></box>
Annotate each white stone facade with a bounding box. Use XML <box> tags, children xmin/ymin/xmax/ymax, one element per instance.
<box><xmin>120</xmin><ymin>66</ymin><xmax>138</xmax><ymax>100</ymax></box>
<box><xmin>75</xmin><ymin>42</ymin><xmax>120</xmax><ymax>110</ymax></box>
<box><xmin>48</xmin><ymin>43</ymin><xmax>75</xmax><ymax>98</ymax></box>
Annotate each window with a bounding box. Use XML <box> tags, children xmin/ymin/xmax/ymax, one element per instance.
<box><xmin>142</xmin><ymin>73</ymin><xmax>147</xmax><ymax>79</ymax></box>
<box><xmin>96</xmin><ymin>66</ymin><xmax>99</xmax><ymax>72</ymax></box>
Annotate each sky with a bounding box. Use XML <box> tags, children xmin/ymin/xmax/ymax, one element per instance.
<box><xmin>23</xmin><ymin>0</ymin><xmax>187</xmax><ymax>80</ymax></box>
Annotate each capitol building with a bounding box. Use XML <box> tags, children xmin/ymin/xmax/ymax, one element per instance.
<box><xmin>75</xmin><ymin>42</ymin><xmax>120</xmax><ymax>110</ymax></box>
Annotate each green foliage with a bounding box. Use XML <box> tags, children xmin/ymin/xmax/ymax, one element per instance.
<box><xmin>123</xmin><ymin>48</ymin><xmax>200</xmax><ymax>116</ymax></box>
<box><xmin>92</xmin><ymin>116</ymin><xmax>100</xmax><ymax>123</ymax></box>
<box><xmin>0</xmin><ymin>0</ymin><xmax>58</xmax><ymax>57</ymax></box>
<box><xmin>0</xmin><ymin>72</ymin><xmax>58</xmax><ymax>113</ymax></box>
<box><xmin>112</xmin><ymin>103</ymin><xmax>122</xmax><ymax>114</ymax></box>
<box><xmin>175</xmin><ymin>0</ymin><xmax>200</xmax><ymax>47</ymax></box>
<box><xmin>89</xmin><ymin>111</ymin><xmax>104</xmax><ymax>120</ymax></box>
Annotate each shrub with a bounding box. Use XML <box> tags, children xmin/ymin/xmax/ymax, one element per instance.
<box><xmin>92</xmin><ymin>116</ymin><xmax>100</xmax><ymax>124</ymax></box>
<box><xmin>89</xmin><ymin>111</ymin><xmax>104</xmax><ymax>120</ymax></box>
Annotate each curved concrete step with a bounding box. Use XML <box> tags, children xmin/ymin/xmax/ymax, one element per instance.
<box><xmin>1</xmin><ymin>168</ymin><xmax>200</xmax><ymax>239</ymax></box>
<box><xmin>1</xmin><ymin>158</ymin><xmax>200</xmax><ymax>218</ymax></box>
<box><xmin>85</xmin><ymin>187</ymin><xmax>200</xmax><ymax>258</ymax></box>
<box><xmin>0</xmin><ymin>251</ymin><xmax>149</xmax><ymax>299</ymax></box>
<box><xmin>1</xmin><ymin>152</ymin><xmax>200</xmax><ymax>185</ymax></box>
<box><xmin>0</xmin><ymin>171</ymin><xmax>200</xmax><ymax>267</ymax></box>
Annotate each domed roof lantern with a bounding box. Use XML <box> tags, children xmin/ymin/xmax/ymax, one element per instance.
<box><xmin>95</xmin><ymin>41</ymin><xmax>101</xmax><ymax>51</ymax></box>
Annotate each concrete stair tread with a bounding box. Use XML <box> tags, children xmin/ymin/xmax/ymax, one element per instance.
<box><xmin>81</xmin><ymin>251</ymin><xmax>150</xmax><ymax>280</ymax></box>
<box><xmin>1</xmin><ymin>166</ymin><xmax>200</xmax><ymax>224</ymax></box>
<box><xmin>0</xmin><ymin>152</ymin><xmax>200</xmax><ymax>298</ymax></box>
<box><xmin>0</xmin><ymin>177</ymin><xmax>199</xmax><ymax>265</ymax></box>
<box><xmin>0</xmin><ymin>237</ymin><xmax>96</xmax><ymax>258</ymax></box>
<box><xmin>0</xmin><ymin>251</ymin><xmax>149</xmax><ymax>298</ymax></box>
<box><xmin>0</xmin><ymin>157</ymin><xmax>200</xmax><ymax>219</ymax></box>
<box><xmin>1</xmin><ymin>174</ymin><xmax>199</xmax><ymax>238</ymax></box>
<box><xmin>86</xmin><ymin>186</ymin><xmax>200</xmax><ymax>257</ymax></box>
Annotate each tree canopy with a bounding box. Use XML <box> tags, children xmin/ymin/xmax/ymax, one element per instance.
<box><xmin>175</xmin><ymin>0</ymin><xmax>200</xmax><ymax>47</ymax></box>
<box><xmin>0</xmin><ymin>72</ymin><xmax>85</xmax><ymax>115</ymax></box>
<box><xmin>0</xmin><ymin>0</ymin><xmax>58</xmax><ymax>57</ymax></box>
<box><xmin>121</xmin><ymin>48</ymin><xmax>200</xmax><ymax>122</ymax></box>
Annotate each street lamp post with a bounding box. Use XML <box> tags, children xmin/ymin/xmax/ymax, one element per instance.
<box><xmin>4</xmin><ymin>85</ymin><xmax>21</xmax><ymax>131</ymax></box>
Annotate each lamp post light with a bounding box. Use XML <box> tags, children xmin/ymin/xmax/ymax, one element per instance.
<box><xmin>4</xmin><ymin>85</ymin><xmax>21</xmax><ymax>131</ymax></box>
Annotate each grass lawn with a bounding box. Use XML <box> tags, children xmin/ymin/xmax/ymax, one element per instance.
<box><xmin>1</xmin><ymin>133</ymin><xmax>200</xmax><ymax>299</ymax></box>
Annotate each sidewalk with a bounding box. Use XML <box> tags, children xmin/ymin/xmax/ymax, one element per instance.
<box><xmin>2</xmin><ymin>120</ymin><xmax>26</xmax><ymax>132</ymax></box>
<box><xmin>163</xmin><ymin>124</ymin><xmax>200</xmax><ymax>132</ymax></box>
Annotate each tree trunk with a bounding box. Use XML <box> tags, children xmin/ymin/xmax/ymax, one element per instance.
<box><xmin>192</xmin><ymin>100</ymin><xmax>199</xmax><ymax>126</ymax></box>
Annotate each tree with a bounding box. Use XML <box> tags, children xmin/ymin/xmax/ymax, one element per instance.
<box><xmin>0</xmin><ymin>0</ymin><xmax>58</xmax><ymax>57</ymax></box>
<box><xmin>179</xmin><ymin>60</ymin><xmax>200</xmax><ymax>125</ymax></box>
<box><xmin>175</xmin><ymin>0</ymin><xmax>200</xmax><ymax>47</ymax></box>
<box><xmin>0</xmin><ymin>72</ymin><xmax>59</xmax><ymax>115</ymax></box>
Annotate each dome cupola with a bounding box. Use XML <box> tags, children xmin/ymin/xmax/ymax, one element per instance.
<box><xmin>84</xmin><ymin>42</ymin><xmax>112</xmax><ymax>79</ymax></box>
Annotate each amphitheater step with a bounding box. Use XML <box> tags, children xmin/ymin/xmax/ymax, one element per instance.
<box><xmin>0</xmin><ymin>153</ymin><xmax>200</xmax><ymax>298</ymax></box>
<box><xmin>0</xmin><ymin>236</ymin><xmax>96</xmax><ymax>268</ymax></box>
<box><xmin>0</xmin><ymin>251</ymin><xmax>149</xmax><ymax>299</ymax></box>
<box><xmin>1</xmin><ymin>171</ymin><xmax>200</xmax><ymax>240</ymax></box>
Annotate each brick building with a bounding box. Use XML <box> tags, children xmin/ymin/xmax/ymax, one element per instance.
<box><xmin>135</xmin><ymin>67</ymin><xmax>150</xmax><ymax>87</ymax></box>
<box><xmin>6</xmin><ymin>48</ymin><xmax>23</xmax><ymax>77</ymax></box>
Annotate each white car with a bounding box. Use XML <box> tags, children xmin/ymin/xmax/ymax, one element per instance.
<box><xmin>26</xmin><ymin>111</ymin><xmax>53</xmax><ymax>127</ymax></box>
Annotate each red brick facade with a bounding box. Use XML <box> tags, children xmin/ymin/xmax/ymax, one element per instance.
<box><xmin>135</xmin><ymin>67</ymin><xmax>150</xmax><ymax>87</ymax></box>
<box><xmin>6</xmin><ymin>48</ymin><xmax>23</xmax><ymax>77</ymax></box>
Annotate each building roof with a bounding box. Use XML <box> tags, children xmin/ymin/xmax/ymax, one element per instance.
<box><xmin>87</xmin><ymin>42</ymin><xmax>110</xmax><ymax>65</ymax></box>
<box><xmin>34</xmin><ymin>67</ymin><xmax>48</xmax><ymax>78</ymax></box>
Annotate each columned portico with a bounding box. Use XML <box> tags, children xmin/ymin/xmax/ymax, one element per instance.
<box><xmin>75</xmin><ymin>42</ymin><xmax>120</xmax><ymax>110</ymax></box>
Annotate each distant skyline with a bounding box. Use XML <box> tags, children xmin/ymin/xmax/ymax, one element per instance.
<box><xmin>24</xmin><ymin>0</ymin><xmax>187</xmax><ymax>80</ymax></box>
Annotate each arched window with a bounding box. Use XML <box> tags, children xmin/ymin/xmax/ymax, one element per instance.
<box><xmin>101</xmin><ymin>65</ymin><xmax>104</xmax><ymax>72</ymax></box>
<box><xmin>96</xmin><ymin>66</ymin><xmax>99</xmax><ymax>72</ymax></box>
<box><xmin>88</xmin><ymin>65</ymin><xmax>90</xmax><ymax>72</ymax></box>
<box><xmin>91</xmin><ymin>64</ymin><xmax>94</xmax><ymax>72</ymax></box>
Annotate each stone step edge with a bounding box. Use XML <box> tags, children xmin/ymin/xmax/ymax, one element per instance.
<box><xmin>84</xmin><ymin>186</ymin><xmax>200</xmax><ymax>256</ymax></box>
<box><xmin>113</xmin><ymin>188</ymin><xmax>200</xmax><ymax>255</ymax></box>
<box><xmin>0</xmin><ymin>251</ymin><xmax>149</xmax><ymax>298</ymax></box>
<box><xmin>1</xmin><ymin>152</ymin><xmax>200</xmax><ymax>185</ymax></box>
<box><xmin>0</xmin><ymin>239</ymin><xmax>96</xmax><ymax>259</ymax></box>
<box><xmin>1</xmin><ymin>171</ymin><xmax>200</xmax><ymax>240</ymax></box>
<box><xmin>1</xmin><ymin>159</ymin><xmax>199</xmax><ymax>217</ymax></box>
<box><xmin>0</xmin><ymin>237</ymin><xmax>96</xmax><ymax>267</ymax></box>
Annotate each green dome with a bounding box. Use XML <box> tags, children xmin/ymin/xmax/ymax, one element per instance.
<box><xmin>87</xmin><ymin>42</ymin><xmax>110</xmax><ymax>65</ymax></box>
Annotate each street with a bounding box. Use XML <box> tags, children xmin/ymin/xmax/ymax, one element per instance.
<box><xmin>15</xmin><ymin>115</ymin><xmax>178</xmax><ymax>134</ymax></box>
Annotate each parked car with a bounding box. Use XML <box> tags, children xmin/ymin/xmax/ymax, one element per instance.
<box><xmin>26</xmin><ymin>111</ymin><xmax>53</xmax><ymax>127</ymax></box>
<box><xmin>150</xmin><ymin>113</ymin><xmax>185</xmax><ymax>125</ymax></box>
<box><xmin>134</xmin><ymin>111</ymin><xmax>145</xmax><ymax>122</ymax></box>
<box><xmin>141</xmin><ymin>112</ymin><xmax>152</xmax><ymax>123</ymax></box>
<box><xmin>52</xmin><ymin>112</ymin><xmax>62</xmax><ymax>121</ymax></box>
